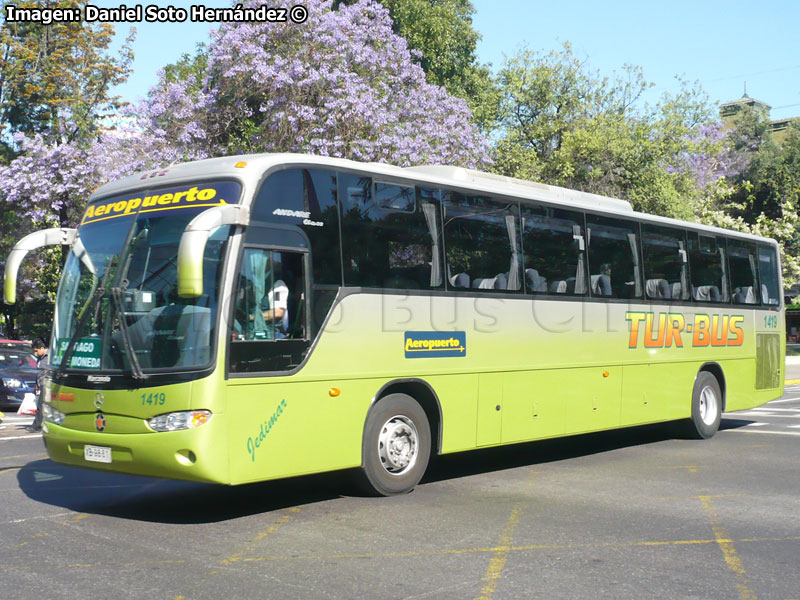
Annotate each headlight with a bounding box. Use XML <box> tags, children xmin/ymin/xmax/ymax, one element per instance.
<box><xmin>3</xmin><ymin>377</ymin><xmax>22</xmax><ymax>389</ymax></box>
<box><xmin>147</xmin><ymin>410</ymin><xmax>211</xmax><ymax>432</ymax></box>
<box><xmin>43</xmin><ymin>403</ymin><xmax>66</xmax><ymax>425</ymax></box>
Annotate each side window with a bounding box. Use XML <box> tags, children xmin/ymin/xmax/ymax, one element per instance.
<box><xmin>758</xmin><ymin>245</ymin><xmax>781</xmax><ymax>306</ymax></box>
<box><xmin>252</xmin><ymin>168</ymin><xmax>341</xmax><ymax>286</ymax></box>
<box><xmin>418</xmin><ymin>186</ymin><xmax>444</xmax><ymax>289</ymax></box>
<box><xmin>586</xmin><ymin>215</ymin><xmax>641</xmax><ymax>299</ymax></box>
<box><xmin>520</xmin><ymin>204</ymin><xmax>586</xmax><ymax>295</ymax></box>
<box><xmin>339</xmin><ymin>174</ymin><xmax>443</xmax><ymax>289</ymax></box>
<box><xmin>230</xmin><ymin>248</ymin><xmax>308</xmax><ymax>373</ymax></box>
<box><xmin>688</xmin><ymin>233</ymin><xmax>729</xmax><ymax>303</ymax></box>
<box><xmin>443</xmin><ymin>192</ymin><xmax>521</xmax><ymax>291</ymax></box>
<box><xmin>728</xmin><ymin>239</ymin><xmax>759</xmax><ymax>304</ymax></box>
<box><xmin>642</xmin><ymin>224</ymin><xmax>689</xmax><ymax>301</ymax></box>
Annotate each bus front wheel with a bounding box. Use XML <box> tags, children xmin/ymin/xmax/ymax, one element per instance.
<box><xmin>358</xmin><ymin>393</ymin><xmax>431</xmax><ymax>496</ymax></box>
<box><xmin>684</xmin><ymin>371</ymin><xmax>722</xmax><ymax>439</ymax></box>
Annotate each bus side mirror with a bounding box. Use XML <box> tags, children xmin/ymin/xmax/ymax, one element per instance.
<box><xmin>177</xmin><ymin>204</ymin><xmax>250</xmax><ymax>298</ymax></box>
<box><xmin>4</xmin><ymin>228</ymin><xmax>77</xmax><ymax>305</ymax></box>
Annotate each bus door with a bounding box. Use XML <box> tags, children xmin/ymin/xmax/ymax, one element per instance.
<box><xmin>228</xmin><ymin>228</ymin><xmax>311</xmax><ymax>374</ymax></box>
<box><xmin>226</xmin><ymin>230</ymin><xmax>357</xmax><ymax>482</ymax></box>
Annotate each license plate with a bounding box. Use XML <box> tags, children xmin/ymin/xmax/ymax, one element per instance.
<box><xmin>84</xmin><ymin>445</ymin><xmax>112</xmax><ymax>463</ymax></box>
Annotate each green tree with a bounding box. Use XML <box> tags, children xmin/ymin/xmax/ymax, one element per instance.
<box><xmin>698</xmin><ymin>110</ymin><xmax>800</xmax><ymax>283</ymax></box>
<box><xmin>0</xmin><ymin>0</ymin><xmax>134</xmax><ymax>154</ymax></box>
<box><xmin>381</xmin><ymin>0</ymin><xmax>480</xmax><ymax>90</ymax></box>
<box><xmin>492</xmin><ymin>43</ymin><xmax>721</xmax><ymax>219</ymax></box>
<box><xmin>0</xmin><ymin>0</ymin><xmax>134</xmax><ymax>338</ymax></box>
<box><xmin>731</xmin><ymin>109</ymin><xmax>800</xmax><ymax>222</ymax></box>
<box><xmin>161</xmin><ymin>46</ymin><xmax>208</xmax><ymax>93</ymax></box>
<box><xmin>334</xmin><ymin>0</ymin><xmax>497</xmax><ymax>130</ymax></box>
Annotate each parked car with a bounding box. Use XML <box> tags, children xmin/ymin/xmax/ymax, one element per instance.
<box><xmin>0</xmin><ymin>340</ymin><xmax>36</xmax><ymax>366</ymax></box>
<box><xmin>0</xmin><ymin>352</ymin><xmax>38</xmax><ymax>410</ymax></box>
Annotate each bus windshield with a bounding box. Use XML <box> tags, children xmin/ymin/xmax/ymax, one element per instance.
<box><xmin>51</xmin><ymin>181</ymin><xmax>241</xmax><ymax>374</ymax></box>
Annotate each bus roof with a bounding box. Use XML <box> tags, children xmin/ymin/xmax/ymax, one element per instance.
<box><xmin>90</xmin><ymin>152</ymin><xmax>778</xmax><ymax>247</ymax></box>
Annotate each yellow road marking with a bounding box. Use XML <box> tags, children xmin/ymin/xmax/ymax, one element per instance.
<box><xmin>699</xmin><ymin>495</ymin><xmax>758</xmax><ymax>600</ymax></box>
<box><xmin>252</xmin><ymin>507</ymin><xmax>302</xmax><ymax>542</ymax></box>
<box><xmin>658</xmin><ymin>465</ymin><xmax>698</xmax><ymax>474</ymax></box>
<box><xmin>6</xmin><ymin>512</ymin><xmax>91</xmax><ymax>551</ymax></box>
<box><xmin>475</xmin><ymin>506</ymin><xmax>521</xmax><ymax>600</ymax></box>
<box><xmin>227</xmin><ymin>535</ymin><xmax>800</xmax><ymax>564</ymax></box>
<box><xmin>474</xmin><ymin>471</ymin><xmax>542</xmax><ymax>600</ymax></box>
<box><xmin>6</xmin><ymin>535</ymin><xmax>799</xmax><ymax>572</ymax></box>
<box><xmin>658</xmin><ymin>493</ymin><xmax>743</xmax><ymax>501</ymax></box>
<box><xmin>222</xmin><ymin>506</ymin><xmax>302</xmax><ymax>565</ymax></box>
<box><xmin>0</xmin><ymin>453</ymin><xmax>48</xmax><ymax>461</ymax></box>
<box><xmin>0</xmin><ymin>467</ymin><xmax>21</xmax><ymax>475</ymax></box>
<box><xmin>784</xmin><ymin>379</ymin><xmax>800</xmax><ymax>385</ymax></box>
<box><xmin>63</xmin><ymin>560</ymin><xmax>187</xmax><ymax>570</ymax></box>
<box><xmin>172</xmin><ymin>507</ymin><xmax>302</xmax><ymax>600</ymax></box>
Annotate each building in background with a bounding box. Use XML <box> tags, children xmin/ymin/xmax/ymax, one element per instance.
<box><xmin>720</xmin><ymin>94</ymin><xmax>800</xmax><ymax>143</ymax></box>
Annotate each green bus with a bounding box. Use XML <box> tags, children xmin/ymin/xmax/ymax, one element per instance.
<box><xmin>4</xmin><ymin>154</ymin><xmax>784</xmax><ymax>495</ymax></box>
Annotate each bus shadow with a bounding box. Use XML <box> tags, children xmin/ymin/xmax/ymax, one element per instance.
<box><xmin>421</xmin><ymin>421</ymin><xmax>737</xmax><ymax>485</ymax></box>
<box><xmin>719</xmin><ymin>417</ymin><xmax>757</xmax><ymax>431</ymax></box>
<box><xmin>17</xmin><ymin>420</ymin><xmax>750</xmax><ymax>522</ymax></box>
<box><xmin>16</xmin><ymin>460</ymin><xmax>352</xmax><ymax>524</ymax></box>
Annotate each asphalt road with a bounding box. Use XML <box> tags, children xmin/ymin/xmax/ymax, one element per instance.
<box><xmin>1</xmin><ymin>385</ymin><xmax>799</xmax><ymax>600</ymax></box>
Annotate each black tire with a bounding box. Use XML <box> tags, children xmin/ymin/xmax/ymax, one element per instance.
<box><xmin>684</xmin><ymin>371</ymin><xmax>722</xmax><ymax>439</ymax></box>
<box><xmin>356</xmin><ymin>393</ymin><xmax>431</xmax><ymax>496</ymax></box>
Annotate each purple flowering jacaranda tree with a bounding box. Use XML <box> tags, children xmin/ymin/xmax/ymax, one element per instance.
<box><xmin>2</xmin><ymin>0</ymin><xmax>490</xmax><ymax>317</ymax></box>
<box><xmin>0</xmin><ymin>127</ymin><xmax>178</xmax><ymax>303</ymax></box>
<box><xmin>140</xmin><ymin>0</ymin><xmax>491</xmax><ymax>167</ymax></box>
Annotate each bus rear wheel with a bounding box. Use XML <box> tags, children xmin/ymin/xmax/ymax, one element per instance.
<box><xmin>684</xmin><ymin>371</ymin><xmax>722</xmax><ymax>439</ymax></box>
<box><xmin>357</xmin><ymin>393</ymin><xmax>431</xmax><ymax>496</ymax></box>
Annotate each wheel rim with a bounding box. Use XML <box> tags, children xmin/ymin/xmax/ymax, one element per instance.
<box><xmin>377</xmin><ymin>415</ymin><xmax>418</xmax><ymax>476</ymax></box>
<box><xmin>699</xmin><ymin>385</ymin><xmax>719</xmax><ymax>425</ymax></box>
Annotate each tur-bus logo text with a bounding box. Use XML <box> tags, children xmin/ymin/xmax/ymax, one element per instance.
<box><xmin>625</xmin><ymin>312</ymin><xmax>744</xmax><ymax>349</ymax></box>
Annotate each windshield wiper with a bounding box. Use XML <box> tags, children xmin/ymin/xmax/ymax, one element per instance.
<box><xmin>56</xmin><ymin>243</ymin><xmax>115</xmax><ymax>378</ymax></box>
<box><xmin>56</xmin><ymin>283</ymin><xmax>148</xmax><ymax>381</ymax></box>
<box><xmin>55</xmin><ymin>285</ymin><xmax>108</xmax><ymax>379</ymax></box>
<box><xmin>55</xmin><ymin>228</ymin><xmax>149</xmax><ymax>381</ymax></box>
<box><xmin>109</xmin><ymin>286</ymin><xmax>146</xmax><ymax>380</ymax></box>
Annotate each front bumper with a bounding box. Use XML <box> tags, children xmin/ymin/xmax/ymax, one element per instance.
<box><xmin>42</xmin><ymin>416</ymin><xmax>230</xmax><ymax>484</ymax></box>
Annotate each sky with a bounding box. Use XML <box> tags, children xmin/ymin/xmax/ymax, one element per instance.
<box><xmin>109</xmin><ymin>0</ymin><xmax>800</xmax><ymax>121</ymax></box>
